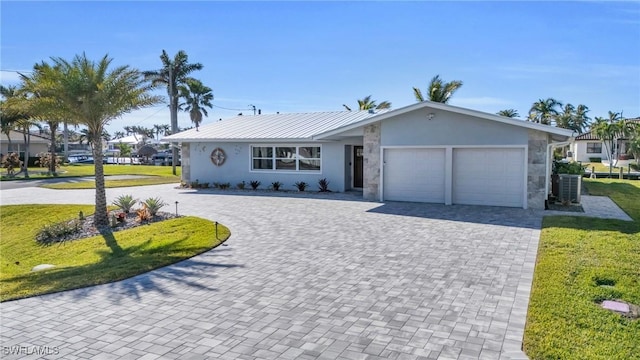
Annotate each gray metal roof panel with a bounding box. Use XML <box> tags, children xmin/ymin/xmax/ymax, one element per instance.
<box><xmin>164</xmin><ymin>110</ymin><xmax>386</xmax><ymax>141</ymax></box>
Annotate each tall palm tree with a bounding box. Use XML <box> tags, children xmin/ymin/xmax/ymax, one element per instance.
<box><xmin>144</xmin><ymin>50</ymin><xmax>203</xmax><ymax>174</ymax></box>
<box><xmin>45</xmin><ymin>53</ymin><xmax>161</xmax><ymax>226</ymax></box>
<box><xmin>413</xmin><ymin>75</ymin><xmax>463</xmax><ymax>103</ymax></box>
<box><xmin>593</xmin><ymin>111</ymin><xmax>632</xmax><ymax>178</ymax></box>
<box><xmin>18</xmin><ymin>62</ymin><xmax>71</xmax><ymax>175</ymax></box>
<box><xmin>0</xmin><ymin>84</ymin><xmax>38</xmax><ymax>178</ymax></box>
<box><xmin>343</xmin><ymin>95</ymin><xmax>391</xmax><ymax>112</ymax></box>
<box><xmin>572</xmin><ymin>104</ymin><xmax>591</xmax><ymax>133</ymax></box>
<box><xmin>179</xmin><ymin>79</ymin><xmax>214</xmax><ymax>131</ymax></box>
<box><xmin>497</xmin><ymin>109</ymin><xmax>519</xmax><ymax>118</ymax></box>
<box><xmin>528</xmin><ymin>98</ymin><xmax>562</xmax><ymax>125</ymax></box>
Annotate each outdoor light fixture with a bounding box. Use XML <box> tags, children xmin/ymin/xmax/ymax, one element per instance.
<box><xmin>427</xmin><ymin>113</ymin><xmax>436</xmax><ymax>120</ymax></box>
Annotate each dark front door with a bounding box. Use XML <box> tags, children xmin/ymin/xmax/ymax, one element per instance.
<box><xmin>354</xmin><ymin>146</ymin><xmax>364</xmax><ymax>188</ymax></box>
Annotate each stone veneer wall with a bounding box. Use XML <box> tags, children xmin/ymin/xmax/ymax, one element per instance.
<box><xmin>527</xmin><ymin>130</ymin><xmax>548</xmax><ymax>209</ymax></box>
<box><xmin>363</xmin><ymin>122</ymin><xmax>381</xmax><ymax>200</ymax></box>
<box><xmin>181</xmin><ymin>143</ymin><xmax>190</xmax><ymax>183</ymax></box>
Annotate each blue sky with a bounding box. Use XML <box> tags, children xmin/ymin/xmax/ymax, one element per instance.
<box><xmin>1</xmin><ymin>1</ymin><xmax>639</xmax><ymax>135</ymax></box>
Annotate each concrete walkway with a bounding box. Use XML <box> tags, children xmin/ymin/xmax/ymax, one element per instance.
<box><xmin>0</xmin><ymin>185</ymin><xmax>632</xmax><ymax>359</ymax></box>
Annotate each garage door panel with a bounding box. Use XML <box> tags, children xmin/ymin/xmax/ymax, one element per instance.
<box><xmin>384</xmin><ymin>148</ymin><xmax>445</xmax><ymax>203</ymax></box>
<box><xmin>453</xmin><ymin>148</ymin><xmax>524</xmax><ymax>208</ymax></box>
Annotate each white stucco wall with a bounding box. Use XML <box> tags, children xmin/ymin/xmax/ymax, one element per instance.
<box><xmin>185</xmin><ymin>141</ymin><xmax>352</xmax><ymax>192</ymax></box>
<box><xmin>571</xmin><ymin>141</ymin><xmax>607</xmax><ymax>162</ymax></box>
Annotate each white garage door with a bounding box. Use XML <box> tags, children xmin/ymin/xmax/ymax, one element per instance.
<box><xmin>453</xmin><ymin>148</ymin><xmax>525</xmax><ymax>207</ymax></box>
<box><xmin>383</xmin><ymin>148</ymin><xmax>445</xmax><ymax>203</ymax></box>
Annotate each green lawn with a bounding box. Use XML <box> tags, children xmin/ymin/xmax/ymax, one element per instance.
<box><xmin>0</xmin><ymin>204</ymin><xmax>229</xmax><ymax>302</ymax></box>
<box><xmin>1</xmin><ymin>164</ymin><xmax>181</xmax><ymax>180</ymax></box>
<box><xmin>524</xmin><ymin>179</ymin><xmax>640</xmax><ymax>359</ymax></box>
<box><xmin>41</xmin><ymin>176</ymin><xmax>180</xmax><ymax>189</ymax></box>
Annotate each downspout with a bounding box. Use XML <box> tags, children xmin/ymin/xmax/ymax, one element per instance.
<box><xmin>545</xmin><ymin>139</ymin><xmax>574</xmax><ymax>207</ymax></box>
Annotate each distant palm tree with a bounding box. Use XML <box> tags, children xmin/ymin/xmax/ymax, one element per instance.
<box><xmin>179</xmin><ymin>79</ymin><xmax>213</xmax><ymax>131</ymax></box>
<box><xmin>0</xmin><ymin>84</ymin><xmax>39</xmax><ymax>178</ymax></box>
<box><xmin>593</xmin><ymin>111</ymin><xmax>633</xmax><ymax>178</ymax></box>
<box><xmin>112</xmin><ymin>131</ymin><xmax>126</xmax><ymax>139</ymax></box>
<box><xmin>413</xmin><ymin>75</ymin><xmax>463</xmax><ymax>103</ymax></box>
<box><xmin>144</xmin><ymin>50</ymin><xmax>203</xmax><ymax>174</ymax></box>
<box><xmin>528</xmin><ymin>98</ymin><xmax>562</xmax><ymax>125</ymax></box>
<box><xmin>46</xmin><ymin>53</ymin><xmax>161</xmax><ymax>226</ymax></box>
<box><xmin>573</xmin><ymin>104</ymin><xmax>591</xmax><ymax>133</ymax></box>
<box><xmin>152</xmin><ymin>123</ymin><xmax>170</xmax><ymax>141</ymax></box>
<box><xmin>343</xmin><ymin>95</ymin><xmax>391</xmax><ymax>111</ymax></box>
<box><xmin>497</xmin><ymin>109</ymin><xmax>519</xmax><ymax>118</ymax></box>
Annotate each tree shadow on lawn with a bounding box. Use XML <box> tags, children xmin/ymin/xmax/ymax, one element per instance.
<box><xmin>543</xmin><ymin>215</ymin><xmax>639</xmax><ymax>235</ymax></box>
<box><xmin>4</xmin><ymin>231</ymin><xmax>242</xmax><ymax>304</ymax></box>
<box><xmin>366</xmin><ymin>201</ymin><xmax>544</xmax><ymax>229</ymax></box>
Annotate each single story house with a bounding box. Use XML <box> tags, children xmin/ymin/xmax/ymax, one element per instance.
<box><xmin>570</xmin><ymin>118</ymin><xmax>639</xmax><ymax>163</ymax></box>
<box><xmin>165</xmin><ymin>101</ymin><xmax>575</xmax><ymax>209</ymax></box>
<box><xmin>0</xmin><ymin>130</ymin><xmax>49</xmax><ymax>156</ymax></box>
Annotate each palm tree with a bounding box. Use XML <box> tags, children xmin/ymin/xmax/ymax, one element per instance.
<box><xmin>79</xmin><ymin>128</ymin><xmax>110</xmax><ymax>151</ymax></box>
<box><xmin>0</xmin><ymin>84</ymin><xmax>38</xmax><ymax>178</ymax></box>
<box><xmin>413</xmin><ymin>75</ymin><xmax>463</xmax><ymax>103</ymax></box>
<box><xmin>178</xmin><ymin>79</ymin><xmax>213</xmax><ymax>131</ymax></box>
<box><xmin>45</xmin><ymin>53</ymin><xmax>161</xmax><ymax>226</ymax></box>
<box><xmin>528</xmin><ymin>98</ymin><xmax>562</xmax><ymax>125</ymax></box>
<box><xmin>572</xmin><ymin>104</ymin><xmax>591</xmax><ymax>133</ymax></box>
<box><xmin>555</xmin><ymin>104</ymin><xmax>575</xmax><ymax>130</ymax></box>
<box><xmin>593</xmin><ymin>111</ymin><xmax>632</xmax><ymax>178</ymax></box>
<box><xmin>497</xmin><ymin>109</ymin><xmax>519</xmax><ymax>118</ymax></box>
<box><xmin>144</xmin><ymin>50</ymin><xmax>203</xmax><ymax>174</ymax></box>
<box><xmin>18</xmin><ymin>62</ymin><xmax>71</xmax><ymax>175</ymax></box>
<box><xmin>112</xmin><ymin>131</ymin><xmax>126</xmax><ymax>139</ymax></box>
<box><xmin>343</xmin><ymin>95</ymin><xmax>391</xmax><ymax>112</ymax></box>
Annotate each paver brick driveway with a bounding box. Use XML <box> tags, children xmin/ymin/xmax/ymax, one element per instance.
<box><xmin>0</xmin><ymin>185</ymin><xmax>543</xmax><ymax>359</ymax></box>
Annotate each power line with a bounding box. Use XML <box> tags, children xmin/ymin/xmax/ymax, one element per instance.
<box><xmin>212</xmin><ymin>104</ymin><xmax>254</xmax><ymax>111</ymax></box>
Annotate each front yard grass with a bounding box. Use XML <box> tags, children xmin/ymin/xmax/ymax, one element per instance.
<box><xmin>40</xmin><ymin>176</ymin><xmax>180</xmax><ymax>189</ymax></box>
<box><xmin>0</xmin><ymin>204</ymin><xmax>229</xmax><ymax>302</ymax></box>
<box><xmin>524</xmin><ymin>179</ymin><xmax>640</xmax><ymax>359</ymax></box>
<box><xmin>1</xmin><ymin>164</ymin><xmax>181</xmax><ymax>180</ymax></box>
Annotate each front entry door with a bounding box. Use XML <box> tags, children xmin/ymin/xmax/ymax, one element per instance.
<box><xmin>354</xmin><ymin>146</ymin><xmax>364</xmax><ymax>188</ymax></box>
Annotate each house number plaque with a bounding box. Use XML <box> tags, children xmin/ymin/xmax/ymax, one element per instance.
<box><xmin>210</xmin><ymin>148</ymin><xmax>226</xmax><ymax>166</ymax></box>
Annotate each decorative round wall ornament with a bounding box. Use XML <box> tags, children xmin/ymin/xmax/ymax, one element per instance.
<box><xmin>210</xmin><ymin>148</ymin><xmax>226</xmax><ymax>166</ymax></box>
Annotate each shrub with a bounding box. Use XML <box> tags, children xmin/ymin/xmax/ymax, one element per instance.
<box><xmin>631</xmin><ymin>163</ymin><xmax>639</xmax><ymax>171</ymax></box>
<box><xmin>295</xmin><ymin>181</ymin><xmax>308</xmax><ymax>191</ymax></box>
<box><xmin>111</xmin><ymin>194</ymin><xmax>137</xmax><ymax>213</ymax></box>
<box><xmin>318</xmin><ymin>178</ymin><xmax>331</xmax><ymax>192</ymax></box>
<box><xmin>218</xmin><ymin>182</ymin><xmax>231</xmax><ymax>189</ymax></box>
<box><xmin>190</xmin><ymin>179</ymin><xmax>199</xmax><ymax>188</ymax></box>
<box><xmin>141</xmin><ymin>197</ymin><xmax>167</xmax><ymax>216</ymax></box>
<box><xmin>36</xmin><ymin>220</ymin><xmax>82</xmax><ymax>245</ymax></box>
<box><xmin>589</xmin><ymin>157</ymin><xmax>602</xmax><ymax>162</ymax></box>
<box><xmin>250</xmin><ymin>180</ymin><xmax>261</xmax><ymax>190</ymax></box>
<box><xmin>35</xmin><ymin>153</ymin><xmax>62</xmax><ymax>170</ymax></box>
<box><xmin>201</xmin><ymin>182</ymin><xmax>210</xmax><ymax>189</ymax></box>
<box><xmin>236</xmin><ymin>181</ymin><xmax>246</xmax><ymax>190</ymax></box>
<box><xmin>136</xmin><ymin>204</ymin><xmax>152</xmax><ymax>222</ymax></box>
<box><xmin>271</xmin><ymin>181</ymin><xmax>282</xmax><ymax>191</ymax></box>
<box><xmin>553</xmin><ymin>160</ymin><xmax>585</xmax><ymax>175</ymax></box>
<box><xmin>1</xmin><ymin>152</ymin><xmax>22</xmax><ymax>177</ymax></box>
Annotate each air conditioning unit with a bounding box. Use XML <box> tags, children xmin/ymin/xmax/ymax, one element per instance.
<box><xmin>558</xmin><ymin>174</ymin><xmax>582</xmax><ymax>203</ymax></box>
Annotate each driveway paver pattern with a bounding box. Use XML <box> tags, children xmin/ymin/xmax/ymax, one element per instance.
<box><xmin>0</xmin><ymin>185</ymin><xmax>593</xmax><ymax>359</ymax></box>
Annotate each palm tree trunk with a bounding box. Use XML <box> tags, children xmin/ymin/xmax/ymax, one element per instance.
<box><xmin>21</xmin><ymin>127</ymin><xmax>30</xmax><ymax>178</ymax></box>
<box><xmin>63</xmin><ymin>121</ymin><xmax>69</xmax><ymax>162</ymax></box>
<box><xmin>92</xmin><ymin>138</ymin><xmax>108</xmax><ymax>227</ymax></box>
<box><xmin>49</xmin><ymin>122</ymin><xmax>58</xmax><ymax>175</ymax></box>
<box><xmin>170</xmin><ymin>96</ymin><xmax>179</xmax><ymax>176</ymax></box>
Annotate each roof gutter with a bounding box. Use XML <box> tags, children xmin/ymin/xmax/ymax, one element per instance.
<box><xmin>544</xmin><ymin>138</ymin><xmax>575</xmax><ymax>208</ymax></box>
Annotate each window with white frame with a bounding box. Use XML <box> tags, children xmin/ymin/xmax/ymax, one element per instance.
<box><xmin>586</xmin><ymin>142</ymin><xmax>602</xmax><ymax>153</ymax></box>
<box><xmin>251</xmin><ymin>145</ymin><xmax>321</xmax><ymax>171</ymax></box>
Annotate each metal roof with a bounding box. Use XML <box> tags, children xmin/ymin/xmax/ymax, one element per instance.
<box><xmin>164</xmin><ymin>110</ymin><xmax>386</xmax><ymax>142</ymax></box>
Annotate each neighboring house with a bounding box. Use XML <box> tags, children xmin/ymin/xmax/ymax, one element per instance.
<box><xmin>165</xmin><ymin>101</ymin><xmax>575</xmax><ymax>209</ymax></box>
<box><xmin>570</xmin><ymin>118</ymin><xmax>640</xmax><ymax>163</ymax></box>
<box><xmin>106</xmin><ymin>134</ymin><xmax>148</xmax><ymax>153</ymax></box>
<box><xmin>0</xmin><ymin>130</ymin><xmax>49</xmax><ymax>157</ymax></box>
